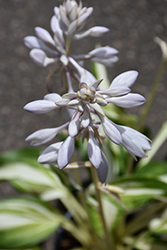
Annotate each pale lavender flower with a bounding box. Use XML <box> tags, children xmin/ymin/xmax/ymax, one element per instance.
<box><xmin>115</xmin><ymin>125</ymin><xmax>152</xmax><ymax>160</ymax></box>
<box><xmin>55</xmin><ymin>0</ymin><xmax>109</xmax><ymax>39</ymax></box>
<box><xmin>57</xmin><ymin>136</ymin><xmax>75</xmax><ymax>169</ymax></box>
<box><xmin>24</xmin><ymin>0</ymin><xmax>118</xmax><ymax>92</ymax></box>
<box><xmin>25</xmin><ymin>122</ymin><xmax>69</xmax><ymax>146</ymax></box>
<box><xmin>38</xmin><ymin>142</ymin><xmax>63</xmax><ymax>164</ymax></box>
<box><xmin>24</xmin><ymin>70</ymin><xmax>151</xmax><ymax>182</ymax></box>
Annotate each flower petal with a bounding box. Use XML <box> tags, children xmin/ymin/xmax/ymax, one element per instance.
<box><xmin>106</xmin><ymin>93</ymin><xmax>146</xmax><ymax>108</ymax></box>
<box><xmin>91</xmin><ymin>56</ymin><xmax>119</xmax><ymax>67</ymax></box>
<box><xmin>26</xmin><ymin>123</ymin><xmax>69</xmax><ymax>146</ymax></box>
<box><xmin>89</xmin><ymin>46</ymin><xmax>118</xmax><ymax>59</ymax></box>
<box><xmin>35</xmin><ymin>27</ymin><xmax>56</xmax><ymax>46</ymax></box>
<box><xmin>88</xmin><ymin>26</ymin><xmax>109</xmax><ymax>37</ymax></box>
<box><xmin>77</xmin><ymin>7</ymin><xmax>93</xmax><ymax>27</ymax></box>
<box><xmin>57</xmin><ymin>136</ymin><xmax>75</xmax><ymax>169</ymax></box>
<box><xmin>96</xmin><ymin>151</ymin><xmax>109</xmax><ymax>183</ymax></box>
<box><xmin>38</xmin><ymin>142</ymin><xmax>63</xmax><ymax>164</ymax></box>
<box><xmin>99</xmin><ymin>115</ymin><xmax>122</xmax><ymax>145</ymax></box>
<box><xmin>26</xmin><ymin>128</ymin><xmax>59</xmax><ymax>146</ymax></box>
<box><xmin>116</xmin><ymin>125</ymin><xmax>151</xmax><ymax>159</ymax></box>
<box><xmin>30</xmin><ymin>49</ymin><xmax>56</xmax><ymax>67</ymax></box>
<box><xmin>89</xmin><ymin>103</ymin><xmax>105</xmax><ymax>116</ymax></box>
<box><xmin>110</xmin><ymin>71</ymin><xmax>139</xmax><ymax>88</ymax></box>
<box><xmin>24</xmin><ymin>36</ymin><xmax>57</xmax><ymax>55</ymax></box>
<box><xmin>24</xmin><ymin>100</ymin><xmax>57</xmax><ymax>114</ymax></box>
<box><xmin>87</xmin><ymin>131</ymin><xmax>101</xmax><ymax>169</ymax></box>
<box><xmin>80</xmin><ymin>107</ymin><xmax>91</xmax><ymax>128</ymax></box>
<box><xmin>69</xmin><ymin>57</ymin><xmax>97</xmax><ymax>85</ymax></box>
<box><xmin>44</xmin><ymin>93</ymin><xmax>61</xmax><ymax>102</ymax></box>
<box><xmin>68</xmin><ymin>112</ymin><xmax>80</xmax><ymax>137</ymax></box>
<box><xmin>50</xmin><ymin>15</ymin><xmax>63</xmax><ymax>41</ymax></box>
<box><xmin>98</xmin><ymin>86</ymin><xmax>131</xmax><ymax>97</ymax></box>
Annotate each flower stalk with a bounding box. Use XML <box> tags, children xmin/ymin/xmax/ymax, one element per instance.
<box><xmin>91</xmin><ymin>166</ymin><xmax>113</xmax><ymax>250</ymax></box>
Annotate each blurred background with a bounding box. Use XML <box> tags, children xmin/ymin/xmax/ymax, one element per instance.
<box><xmin>0</xmin><ymin>0</ymin><xmax>167</xmax><ymax>158</ymax></box>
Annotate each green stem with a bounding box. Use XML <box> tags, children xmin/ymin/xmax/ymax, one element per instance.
<box><xmin>139</xmin><ymin>59</ymin><xmax>167</xmax><ymax>130</ymax></box>
<box><xmin>73</xmin><ymin>168</ymin><xmax>105</xmax><ymax>250</ymax></box>
<box><xmin>91</xmin><ymin>167</ymin><xmax>113</xmax><ymax>250</ymax></box>
<box><xmin>66</xmin><ymin>35</ymin><xmax>71</xmax><ymax>55</ymax></box>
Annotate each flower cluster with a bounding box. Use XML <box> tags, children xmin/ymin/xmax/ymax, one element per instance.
<box><xmin>24</xmin><ymin>0</ymin><xmax>151</xmax><ymax>183</ymax></box>
<box><xmin>24</xmin><ymin>0</ymin><xmax>118</xmax><ymax>90</ymax></box>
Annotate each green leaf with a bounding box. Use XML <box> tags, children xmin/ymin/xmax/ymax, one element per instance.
<box><xmin>101</xmin><ymin>193</ymin><xmax>126</xmax><ymax>233</ymax></box>
<box><xmin>112</xmin><ymin>177</ymin><xmax>167</xmax><ymax>209</ymax></box>
<box><xmin>0</xmin><ymin>162</ymin><xmax>68</xmax><ymax>200</ymax></box>
<box><xmin>0</xmin><ymin>197</ymin><xmax>61</xmax><ymax>248</ymax></box>
<box><xmin>135</xmin><ymin>161</ymin><xmax>167</xmax><ymax>180</ymax></box>
<box><xmin>137</xmin><ymin>121</ymin><xmax>167</xmax><ymax>168</ymax></box>
<box><xmin>0</xmin><ymin>148</ymin><xmax>41</xmax><ymax>165</ymax></box>
<box><xmin>149</xmin><ymin>209</ymin><xmax>167</xmax><ymax>234</ymax></box>
<box><xmin>88</xmin><ymin>200</ymin><xmax>103</xmax><ymax>236</ymax></box>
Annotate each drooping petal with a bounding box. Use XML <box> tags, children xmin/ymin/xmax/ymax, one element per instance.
<box><xmin>57</xmin><ymin>136</ymin><xmax>75</xmax><ymax>169</ymax></box>
<box><xmin>30</xmin><ymin>49</ymin><xmax>57</xmax><ymax>67</ymax></box>
<box><xmin>68</xmin><ymin>112</ymin><xmax>80</xmax><ymax>137</ymax></box>
<box><xmin>26</xmin><ymin>128</ymin><xmax>58</xmax><ymax>146</ymax></box>
<box><xmin>87</xmin><ymin>131</ymin><xmax>101</xmax><ymax>169</ymax></box>
<box><xmin>96</xmin><ymin>151</ymin><xmax>109</xmax><ymax>183</ymax></box>
<box><xmin>106</xmin><ymin>93</ymin><xmax>146</xmax><ymax>108</ymax></box>
<box><xmin>24</xmin><ymin>100</ymin><xmax>57</xmax><ymax>114</ymax></box>
<box><xmin>80</xmin><ymin>106</ymin><xmax>91</xmax><ymax>128</ymax></box>
<box><xmin>89</xmin><ymin>103</ymin><xmax>105</xmax><ymax>116</ymax></box>
<box><xmin>35</xmin><ymin>27</ymin><xmax>56</xmax><ymax>46</ymax></box>
<box><xmin>116</xmin><ymin>125</ymin><xmax>151</xmax><ymax>160</ymax></box>
<box><xmin>110</xmin><ymin>71</ymin><xmax>139</xmax><ymax>88</ymax></box>
<box><xmin>38</xmin><ymin>142</ymin><xmax>63</xmax><ymax>164</ymax></box>
<box><xmin>99</xmin><ymin>115</ymin><xmax>122</xmax><ymax>145</ymax></box>
<box><xmin>26</xmin><ymin>123</ymin><xmax>69</xmax><ymax>146</ymax></box>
